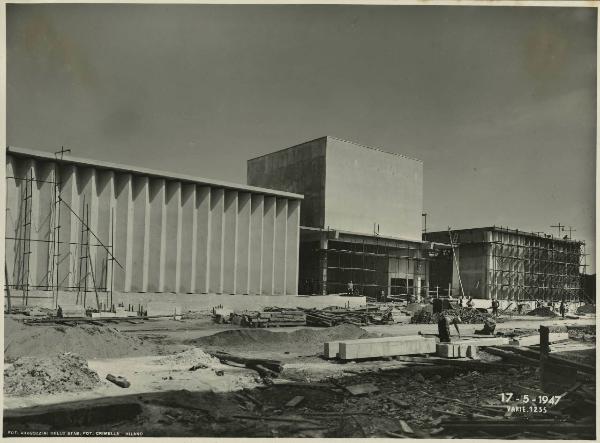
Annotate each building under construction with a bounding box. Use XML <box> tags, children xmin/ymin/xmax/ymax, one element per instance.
<box><xmin>248</xmin><ymin>136</ymin><xmax>447</xmax><ymax>299</ymax></box>
<box><xmin>5</xmin><ymin>146</ymin><xmax>302</xmax><ymax>309</ymax></box>
<box><xmin>424</xmin><ymin>227</ymin><xmax>587</xmax><ymax>302</ymax></box>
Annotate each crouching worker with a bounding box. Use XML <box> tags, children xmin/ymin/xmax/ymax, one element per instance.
<box><xmin>438</xmin><ymin>315</ymin><xmax>462</xmax><ymax>343</ymax></box>
<box><xmin>475</xmin><ymin>317</ymin><xmax>496</xmax><ymax>335</ymax></box>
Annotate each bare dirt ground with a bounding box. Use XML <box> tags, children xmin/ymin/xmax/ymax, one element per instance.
<box><xmin>3</xmin><ymin>313</ymin><xmax>596</xmax><ymax>438</ymax></box>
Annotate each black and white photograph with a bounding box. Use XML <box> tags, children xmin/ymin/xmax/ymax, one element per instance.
<box><xmin>2</xmin><ymin>1</ymin><xmax>597</xmax><ymax>439</ymax></box>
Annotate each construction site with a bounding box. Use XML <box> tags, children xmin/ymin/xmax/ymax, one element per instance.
<box><xmin>3</xmin><ymin>137</ymin><xmax>597</xmax><ymax>439</ymax></box>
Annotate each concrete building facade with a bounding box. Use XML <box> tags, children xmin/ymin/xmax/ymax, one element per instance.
<box><xmin>424</xmin><ymin>227</ymin><xmax>586</xmax><ymax>302</ymax></box>
<box><xmin>5</xmin><ymin>147</ymin><xmax>302</xmax><ymax>307</ymax></box>
<box><xmin>248</xmin><ymin>136</ymin><xmax>440</xmax><ymax>299</ymax></box>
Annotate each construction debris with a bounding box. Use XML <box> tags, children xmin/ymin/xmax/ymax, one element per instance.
<box><xmin>527</xmin><ymin>306</ymin><xmax>558</xmax><ymax>317</ymax></box>
<box><xmin>106</xmin><ymin>373</ymin><xmax>131</xmax><ymax>388</ymax></box>
<box><xmin>302</xmin><ymin>305</ymin><xmax>393</xmax><ymax>327</ymax></box>
<box><xmin>4</xmin><ymin>353</ymin><xmax>100</xmax><ymax>396</ymax></box>
<box><xmin>410</xmin><ymin>307</ymin><xmax>492</xmax><ymax>324</ymax></box>
<box><xmin>230</xmin><ymin>308</ymin><xmax>307</xmax><ymax>327</ymax></box>
<box><xmin>576</xmin><ymin>304</ymin><xmax>596</xmax><ymax>315</ymax></box>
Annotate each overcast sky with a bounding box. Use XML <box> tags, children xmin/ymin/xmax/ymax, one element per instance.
<box><xmin>7</xmin><ymin>4</ymin><xmax>596</xmax><ymax>272</ymax></box>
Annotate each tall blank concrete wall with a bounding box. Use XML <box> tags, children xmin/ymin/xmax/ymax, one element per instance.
<box><xmin>5</xmin><ymin>150</ymin><xmax>302</xmax><ymax>300</ymax></box>
<box><xmin>247</xmin><ymin>136</ymin><xmax>423</xmax><ymax>241</ymax></box>
<box><xmin>247</xmin><ymin>138</ymin><xmax>326</xmax><ymax>229</ymax></box>
<box><xmin>325</xmin><ymin>138</ymin><xmax>423</xmax><ymax>240</ymax></box>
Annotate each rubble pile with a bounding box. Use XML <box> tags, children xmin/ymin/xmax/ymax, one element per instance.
<box><xmin>410</xmin><ymin>307</ymin><xmax>492</xmax><ymax>324</ymax></box>
<box><xmin>526</xmin><ymin>306</ymin><xmax>558</xmax><ymax>317</ymax></box>
<box><xmin>4</xmin><ymin>353</ymin><xmax>101</xmax><ymax>396</ymax></box>
<box><xmin>576</xmin><ymin>304</ymin><xmax>596</xmax><ymax>315</ymax></box>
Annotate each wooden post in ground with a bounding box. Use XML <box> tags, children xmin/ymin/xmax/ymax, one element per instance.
<box><xmin>5</xmin><ymin>263</ymin><xmax>12</xmax><ymax>314</ymax></box>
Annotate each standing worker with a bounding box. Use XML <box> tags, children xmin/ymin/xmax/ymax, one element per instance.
<box><xmin>559</xmin><ymin>299</ymin><xmax>566</xmax><ymax>319</ymax></box>
<box><xmin>491</xmin><ymin>298</ymin><xmax>499</xmax><ymax>317</ymax></box>
<box><xmin>438</xmin><ymin>315</ymin><xmax>462</xmax><ymax>343</ymax></box>
<box><xmin>347</xmin><ymin>281</ymin><xmax>354</xmax><ymax>296</ymax></box>
<box><xmin>467</xmin><ymin>296</ymin><xmax>474</xmax><ymax>309</ymax></box>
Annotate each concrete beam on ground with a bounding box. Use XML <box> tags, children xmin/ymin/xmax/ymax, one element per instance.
<box><xmin>337</xmin><ymin>336</ymin><xmax>437</xmax><ymax>360</ymax></box>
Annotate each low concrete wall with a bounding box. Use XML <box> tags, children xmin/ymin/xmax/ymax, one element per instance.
<box><xmin>7</xmin><ymin>290</ymin><xmax>366</xmax><ymax>312</ymax></box>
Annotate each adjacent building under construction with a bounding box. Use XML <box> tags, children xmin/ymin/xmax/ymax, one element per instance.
<box><xmin>3</xmin><ymin>138</ymin><xmax>590</xmax><ymax>308</ymax></box>
<box><xmin>424</xmin><ymin>227</ymin><xmax>588</xmax><ymax>302</ymax></box>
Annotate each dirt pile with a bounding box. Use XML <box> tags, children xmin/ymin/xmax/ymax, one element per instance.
<box><xmin>526</xmin><ymin>306</ymin><xmax>557</xmax><ymax>317</ymax></box>
<box><xmin>157</xmin><ymin>348</ymin><xmax>221</xmax><ymax>367</ymax></box>
<box><xmin>4</xmin><ymin>318</ymin><xmax>157</xmax><ymax>362</ymax></box>
<box><xmin>576</xmin><ymin>304</ymin><xmax>596</xmax><ymax>315</ymax></box>
<box><xmin>410</xmin><ymin>307</ymin><xmax>491</xmax><ymax>324</ymax></box>
<box><xmin>191</xmin><ymin>324</ymin><xmax>372</xmax><ymax>352</ymax></box>
<box><xmin>4</xmin><ymin>353</ymin><xmax>100</xmax><ymax>396</ymax></box>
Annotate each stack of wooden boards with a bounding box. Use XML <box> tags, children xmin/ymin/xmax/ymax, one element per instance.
<box><xmin>231</xmin><ymin>308</ymin><xmax>306</xmax><ymax>328</ymax></box>
<box><xmin>302</xmin><ymin>305</ymin><xmax>393</xmax><ymax>327</ymax></box>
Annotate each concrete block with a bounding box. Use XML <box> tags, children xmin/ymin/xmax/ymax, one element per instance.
<box><xmin>91</xmin><ymin>312</ymin><xmax>117</xmax><ymax>318</ymax></box>
<box><xmin>437</xmin><ymin>343</ymin><xmax>478</xmax><ymax>359</ymax></box>
<box><xmin>436</xmin><ymin>343</ymin><xmax>456</xmax><ymax>358</ymax></box>
<box><xmin>510</xmin><ymin>333</ymin><xmax>570</xmax><ymax>347</ymax></box>
<box><xmin>466</xmin><ymin>345</ymin><xmax>478</xmax><ymax>358</ymax></box>
<box><xmin>146</xmin><ymin>302</ymin><xmax>182</xmax><ymax>319</ymax></box>
<box><xmin>58</xmin><ymin>304</ymin><xmax>86</xmax><ymax>318</ymax></box>
<box><xmin>452</xmin><ymin>337</ymin><xmax>510</xmax><ymax>347</ymax></box>
<box><xmin>324</xmin><ymin>341</ymin><xmax>340</xmax><ymax>359</ymax></box>
<box><xmin>338</xmin><ymin>336</ymin><xmax>436</xmax><ymax>360</ymax></box>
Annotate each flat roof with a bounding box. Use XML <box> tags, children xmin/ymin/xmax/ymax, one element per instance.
<box><xmin>425</xmin><ymin>226</ymin><xmax>583</xmax><ymax>245</ymax></box>
<box><xmin>248</xmin><ymin>135</ymin><xmax>423</xmax><ymax>164</ymax></box>
<box><xmin>7</xmin><ymin>146</ymin><xmax>303</xmax><ymax>200</ymax></box>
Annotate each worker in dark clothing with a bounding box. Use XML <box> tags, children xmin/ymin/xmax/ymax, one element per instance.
<box><xmin>475</xmin><ymin>317</ymin><xmax>497</xmax><ymax>335</ymax></box>
<box><xmin>438</xmin><ymin>315</ymin><xmax>462</xmax><ymax>343</ymax></box>
<box><xmin>559</xmin><ymin>300</ymin><xmax>566</xmax><ymax>319</ymax></box>
<box><xmin>491</xmin><ymin>298</ymin><xmax>499</xmax><ymax>317</ymax></box>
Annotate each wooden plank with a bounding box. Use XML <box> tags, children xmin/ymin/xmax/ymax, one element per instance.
<box><xmin>285</xmin><ymin>396</ymin><xmax>304</xmax><ymax>407</ymax></box>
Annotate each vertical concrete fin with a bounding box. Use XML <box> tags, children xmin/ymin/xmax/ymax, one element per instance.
<box><xmin>5</xmin><ymin>155</ymin><xmax>20</xmax><ymax>287</ymax></box>
<box><xmin>236</xmin><ymin>193</ymin><xmax>251</xmax><ymax>295</ymax></box>
<box><xmin>180</xmin><ymin>183</ymin><xmax>196</xmax><ymax>293</ymax></box>
<box><xmin>286</xmin><ymin>199</ymin><xmax>300</xmax><ymax>295</ymax></box>
<box><xmin>274</xmin><ymin>198</ymin><xmax>288</xmax><ymax>295</ymax></box>
<box><xmin>130</xmin><ymin>176</ymin><xmax>150</xmax><ymax>292</ymax></box>
<box><xmin>223</xmin><ymin>190</ymin><xmax>238</xmax><ymax>294</ymax></box>
<box><xmin>262</xmin><ymin>196</ymin><xmax>276</xmax><ymax>295</ymax></box>
<box><xmin>249</xmin><ymin>194</ymin><xmax>264</xmax><ymax>295</ymax></box>
<box><xmin>196</xmin><ymin>186</ymin><xmax>211</xmax><ymax>293</ymax></box>
<box><xmin>208</xmin><ymin>188</ymin><xmax>225</xmax><ymax>294</ymax></box>
<box><xmin>95</xmin><ymin>170</ymin><xmax>114</xmax><ymax>291</ymax></box>
<box><xmin>165</xmin><ymin>181</ymin><xmax>182</xmax><ymax>292</ymax></box>
<box><xmin>148</xmin><ymin>178</ymin><xmax>166</xmax><ymax>292</ymax></box>
<box><xmin>115</xmin><ymin>173</ymin><xmax>133</xmax><ymax>292</ymax></box>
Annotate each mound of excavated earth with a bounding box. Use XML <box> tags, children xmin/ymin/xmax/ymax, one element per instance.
<box><xmin>4</xmin><ymin>318</ymin><xmax>158</xmax><ymax>362</ymax></box>
<box><xmin>191</xmin><ymin>323</ymin><xmax>374</xmax><ymax>353</ymax></box>
<box><xmin>4</xmin><ymin>353</ymin><xmax>101</xmax><ymax>396</ymax></box>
